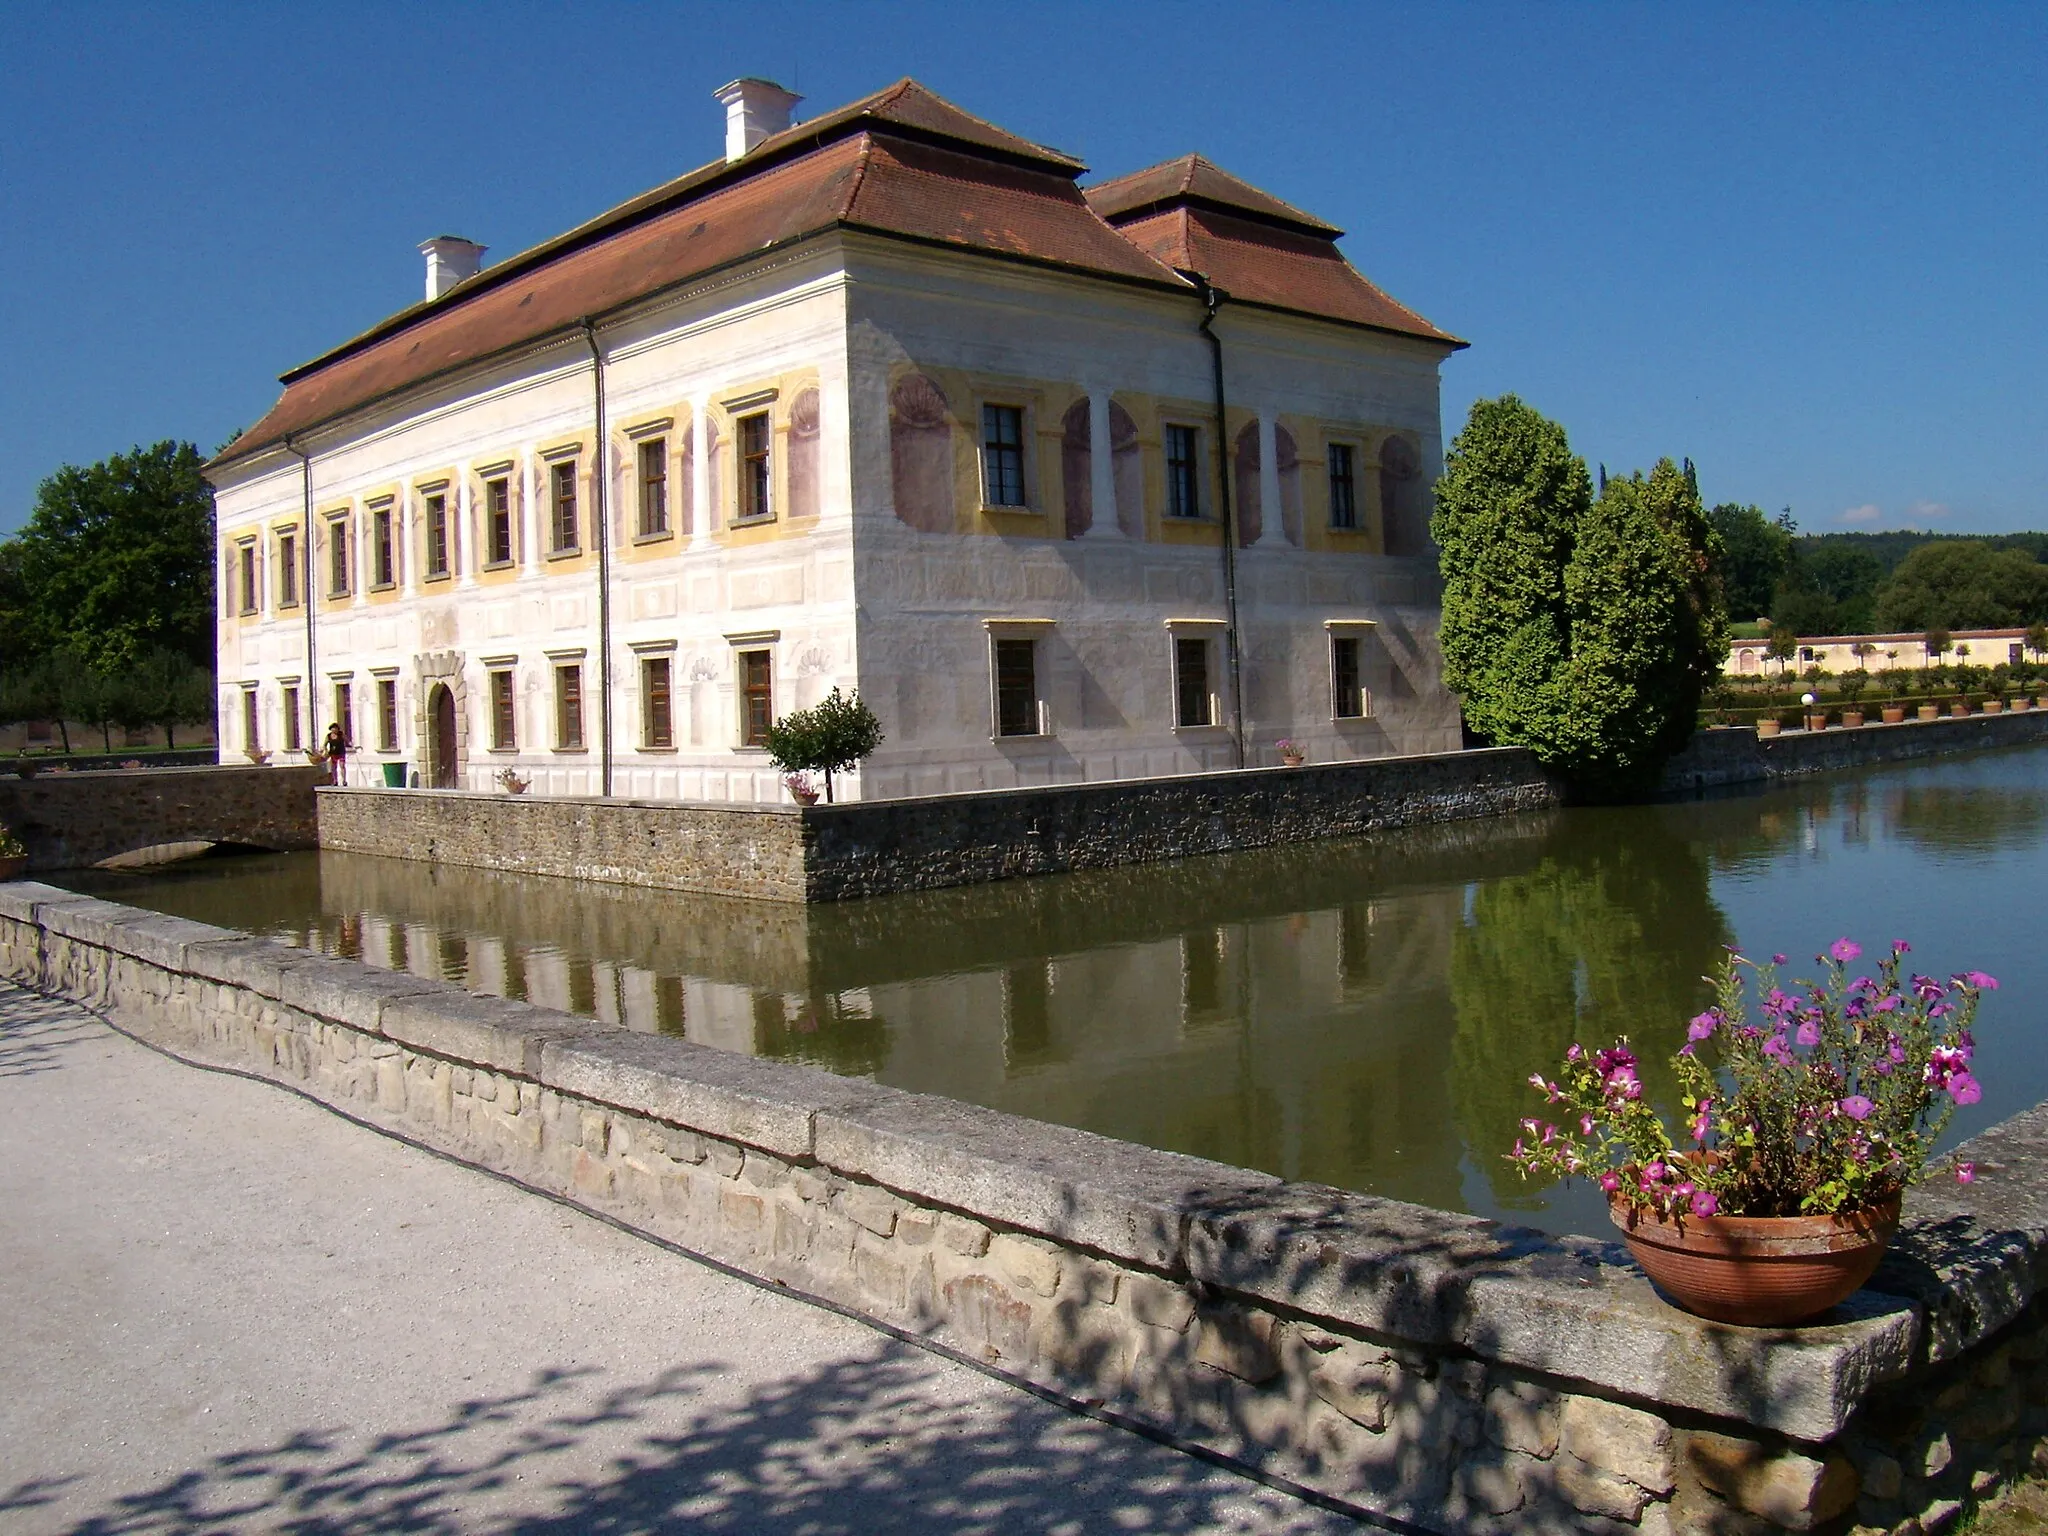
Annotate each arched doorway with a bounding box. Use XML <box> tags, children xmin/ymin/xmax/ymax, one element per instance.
<box><xmin>427</xmin><ymin>683</ymin><xmax>458</xmax><ymax>788</ymax></box>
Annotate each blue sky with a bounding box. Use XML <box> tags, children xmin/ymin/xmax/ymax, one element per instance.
<box><xmin>2</xmin><ymin>2</ymin><xmax>2043</xmax><ymax>537</ymax></box>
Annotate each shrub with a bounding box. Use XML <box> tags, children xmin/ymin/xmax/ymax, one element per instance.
<box><xmin>762</xmin><ymin>688</ymin><xmax>884</xmax><ymax>803</ymax></box>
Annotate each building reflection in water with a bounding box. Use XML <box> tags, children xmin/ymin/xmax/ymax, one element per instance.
<box><xmin>68</xmin><ymin>744</ymin><xmax>2048</xmax><ymax>1230</ymax></box>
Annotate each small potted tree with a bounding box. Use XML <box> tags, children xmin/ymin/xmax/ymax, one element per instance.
<box><xmin>763</xmin><ymin>687</ymin><xmax>885</xmax><ymax>805</ymax></box>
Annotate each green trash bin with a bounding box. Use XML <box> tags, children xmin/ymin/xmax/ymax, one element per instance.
<box><xmin>381</xmin><ymin>761</ymin><xmax>407</xmax><ymax>788</ymax></box>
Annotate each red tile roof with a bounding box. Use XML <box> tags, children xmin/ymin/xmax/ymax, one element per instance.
<box><xmin>1086</xmin><ymin>155</ymin><xmax>1463</xmax><ymax>347</ymax></box>
<box><xmin>214</xmin><ymin>80</ymin><xmax>1162</xmax><ymax>469</ymax></box>
<box><xmin>1084</xmin><ymin>153</ymin><xmax>1340</xmax><ymax>237</ymax></box>
<box><xmin>213</xmin><ymin>84</ymin><xmax>1459</xmax><ymax>470</ymax></box>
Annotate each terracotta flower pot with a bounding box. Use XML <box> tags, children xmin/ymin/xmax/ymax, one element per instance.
<box><xmin>1841</xmin><ymin>710</ymin><xmax>1864</xmax><ymax>728</ymax></box>
<box><xmin>1280</xmin><ymin>753</ymin><xmax>1305</xmax><ymax>768</ymax></box>
<box><xmin>791</xmin><ymin>789</ymin><xmax>820</xmax><ymax>806</ymax></box>
<box><xmin>1610</xmin><ymin>1195</ymin><xmax>1900</xmax><ymax>1326</ymax></box>
<box><xmin>1880</xmin><ymin>706</ymin><xmax>1907</xmax><ymax>725</ymax></box>
<box><xmin>0</xmin><ymin>854</ymin><xmax>25</xmax><ymax>881</ymax></box>
<box><xmin>1805</xmin><ymin>714</ymin><xmax>1828</xmax><ymax>732</ymax></box>
<box><xmin>1950</xmin><ymin>703</ymin><xmax>1970</xmax><ymax>718</ymax></box>
<box><xmin>2013</xmin><ymin>697</ymin><xmax>2031</xmax><ymax>713</ymax></box>
<box><xmin>1983</xmin><ymin>699</ymin><xmax>2004</xmax><ymax>714</ymax></box>
<box><xmin>1917</xmin><ymin>705</ymin><xmax>1940</xmax><ymax>722</ymax></box>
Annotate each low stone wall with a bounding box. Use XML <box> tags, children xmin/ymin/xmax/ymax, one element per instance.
<box><xmin>7</xmin><ymin>882</ymin><xmax>2048</xmax><ymax>1534</ymax></box>
<box><xmin>316</xmin><ymin>786</ymin><xmax>807</xmax><ymax>902</ymax></box>
<box><xmin>1661</xmin><ymin>709</ymin><xmax>2048</xmax><ymax>794</ymax></box>
<box><xmin>0</xmin><ymin>764</ymin><xmax>324</xmax><ymax>872</ymax></box>
<box><xmin>320</xmin><ymin>746</ymin><xmax>1563</xmax><ymax>904</ymax></box>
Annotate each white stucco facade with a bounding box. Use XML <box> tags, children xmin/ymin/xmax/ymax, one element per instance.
<box><xmin>209</xmin><ymin>88</ymin><xmax>1463</xmax><ymax>805</ymax></box>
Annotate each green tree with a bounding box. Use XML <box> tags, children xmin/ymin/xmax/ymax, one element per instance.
<box><xmin>762</xmin><ymin>687</ymin><xmax>885</xmax><ymax>803</ymax></box>
<box><xmin>2029</xmin><ymin>621</ymin><xmax>2048</xmax><ymax>663</ymax></box>
<box><xmin>1923</xmin><ymin>628</ymin><xmax>1953</xmax><ymax>667</ymax></box>
<box><xmin>1434</xmin><ymin>398</ymin><xmax>1726</xmax><ymax>798</ymax></box>
<box><xmin>1432</xmin><ymin>395</ymin><xmax>1588</xmax><ymax>757</ymax></box>
<box><xmin>1765</xmin><ymin>626</ymin><xmax>1799</xmax><ymax>678</ymax></box>
<box><xmin>1708</xmin><ymin>504</ymin><xmax>1794</xmax><ymax>621</ymax></box>
<box><xmin>9</xmin><ymin>441</ymin><xmax>217</xmax><ymax>673</ymax></box>
<box><xmin>1874</xmin><ymin>541</ymin><xmax>2048</xmax><ymax>632</ymax></box>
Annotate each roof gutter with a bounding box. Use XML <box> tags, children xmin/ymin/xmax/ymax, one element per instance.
<box><xmin>1187</xmin><ymin>272</ymin><xmax>1247</xmax><ymax>770</ymax></box>
<box><xmin>282</xmin><ymin>434</ymin><xmax>318</xmax><ymax>753</ymax></box>
<box><xmin>580</xmin><ymin>319</ymin><xmax>614</xmax><ymax>798</ymax></box>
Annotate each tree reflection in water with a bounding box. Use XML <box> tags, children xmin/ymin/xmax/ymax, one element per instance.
<box><xmin>1450</xmin><ymin>808</ymin><xmax>1730</xmax><ymax>1210</ymax></box>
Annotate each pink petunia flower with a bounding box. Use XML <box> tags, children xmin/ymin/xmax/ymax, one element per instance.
<box><xmin>1691</xmin><ymin>1191</ymin><xmax>1719</xmax><ymax>1217</ymax></box>
<box><xmin>1829</xmin><ymin>938</ymin><xmax>1863</xmax><ymax>964</ymax></box>
<box><xmin>1956</xmin><ymin>1161</ymin><xmax>1976</xmax><ymax>1185</ymax></box>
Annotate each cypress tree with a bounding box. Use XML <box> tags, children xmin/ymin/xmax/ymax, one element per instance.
<box><xmin>1434</xmin><ymin>399</ymin><xmax>1727</xmax><ymax>798</ymax></box>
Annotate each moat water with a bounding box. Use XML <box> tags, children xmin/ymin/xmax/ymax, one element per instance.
<box><xmin>61</xmin><ymin>744</ymin><xmax>2048</xmax><ymax>1236</ymax></box>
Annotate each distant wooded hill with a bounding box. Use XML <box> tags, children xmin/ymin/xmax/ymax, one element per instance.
<box><xmin>1709</xmin><ymin>507</ymin><xmax>2048</xmax><ymax>636</ymax></box>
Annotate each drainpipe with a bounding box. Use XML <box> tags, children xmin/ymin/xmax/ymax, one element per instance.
<box><xmin>1189</xmin><ymin>275</ymin><xmax>1247</xmax><ymax>769</ymax></box>
<box><xmin>580</xmin><ymin>320</ymin><xmax>614</xmax><ymax>797</ymax></box>
<box><xmin>283</xmin><ymin>434</ymin><xmax>318</xmax><ymax>752</ymax></box>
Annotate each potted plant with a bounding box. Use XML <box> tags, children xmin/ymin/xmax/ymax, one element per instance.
<box><xmin>1950</xmin><ymin>697</ymin><xmax>1971</xmax><ymax>718</ymax></box>
<box><xmin>762</xmin><ymin>687</ymin><xmax>884</xmax><ymax>804</ymax></box>
<box><xmin>245</xmin><ymin>747</ymin><xmax>271</xmax><ymax>764</ymax></box>
<box><xmin>494</xmin><ymin>766</ymin><xmax>530</xmax><ymax>795</ymax></box>
<box><xmin>0</xmin><ymin>822</ymin><xmax>25</xmax><ymax>881</ymax></box>
<box><xmin>783</xmin><ymin>771</ymin><xmax>820</xmax><ymax>806</ymax></box>
<box><xmin>1512</xmin><ymin>940</ymin><xmax>1992</xmax><ymax>1325</ymax></box>
<box><xmin>1917</xmin><ymin>701</ymin><xmax>1941</xmax><ymax>722</ymax></box>
<box><xmin>1275</xmin><ymin>738</ymin><xmax>1306</xmax><ymax>768</ymax></box>
<box><xmin>1880</xmin><ymin>703</ymin><xmax>1907</xmax><ymax>725</ymax></box>
<box><xmin>1755</xmin><ymin>715</ymin><xmax>1783</xmax><ymax>739</ymax></box>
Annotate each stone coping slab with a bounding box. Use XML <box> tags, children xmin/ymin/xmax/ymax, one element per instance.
<box><xmin>10</xmin><ymin>878</ymin><xmax>2048</xmax><ymax>1445</ymax></box>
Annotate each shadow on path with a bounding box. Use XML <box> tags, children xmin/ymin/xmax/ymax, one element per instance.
<box><xmin>11</xmin><ymin>1338</ymin><xmax>1356</xmax><ymax>1534</ymax></box>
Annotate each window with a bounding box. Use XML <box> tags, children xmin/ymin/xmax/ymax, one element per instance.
<box><xmin>1328</xmin><ymin>443</ymin><xmax>1358</xmax><ymax>530</ymax></box>
<box><xmin>1331</xmin><ymin>635</ymin><xmax>1367</xmax><ymax>718</ymax></box>
<box><xmin>1174</xmin><ymin>636</ymin><xmax>1213</xmax><ymax>728</ymax></box>
<box><xmin>371</xmin><ymin>505</ymin><xmax>395</xmax><ymax>588</ymax></box>
<box><xmin>489</xmin><ymin>669</ymin><xmax>517</xmax><ymax>750</ymax></box>
<box><xmin>981</xmin><ymin>404</ymin><xmax>1027</xmax><ymax>507</ymax></box>
<box><xmin>550</xmin><ymin>461</ymin><xmax>579</xmax><ymax>554</ymax></box>
<box><xmin>993</xmin><ymin>638</ymin><xmax>1040</xmax><ymax>737</ymax></box>
<box><xmin>278</xmin><ymin>531</ymin><xmax>298</xmax><ymax>608</ymax></box>
<box><xmin>555</xmin><ymin>664</ymin><xmax>584</xmax><ymax>750</ymax></box>
<box><xmin>2012</xmin><ymin>644</ymin><xmax>2025</xmax><ymax>665</ymax></box>
<box><xmin>641</xmin><ymin>656</ymin><xmax>673</xmax><ymax>748</ymax></box>
<box><xmin>637</xmin><ymin>438</ymin><xmax>669</xmax><ymax>537</ymax></box>
<box><xmin>739</xmin><ymin>649</ymin><xmax>773</xmax><ymax>747</ymax></box>
<box><xmin>328</xmin><ymin>517</ymin><xmax>352</xmax><ymax>596</ymax></box>
<box><xmin>237</xmin><ymin>542</ymin><xmax>258</xmax><ymax>615</ymax></box>
<box><xmin>241</xmin><ymin>688</ymin><xmax>259</xmax><ymax>752</ymax></box>
<box><xmin>376</xmin><ymin>678</ymin><xmax>399</xmax><ymax>752</ymax></box>
<box><xmin>333</xmin><ymin>680</ymin><xmax>354</xmax><ymax>745</ymax></box>
<box><xmin>424</xmin><ymin>492</ymin><xmax>450</xmax><ymax>578</ymax></box>
<box><xmin>1165</xmin><ymin>424</ymin><xmax>1201</xmax><ymax>520</ymax></box>
<box><xmin>737</xmin><ymin>413</ymin><xmax>772</xmax><ymax>520</ymax></box>
<box><xmin>282</xmin><ymin>685</ymin><xmax>301</xmax><ymax>752</ymax></box>
<box><xmin>485</xmin><ymin>477</ymin><xmax>514</xmax><ymax>566</ymax></box>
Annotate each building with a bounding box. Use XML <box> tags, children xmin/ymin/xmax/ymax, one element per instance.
<box><xmin>207</xmin><ymin>79</ymin><xmax>1466</xmax><ymax>802</ymax></box>
<box><xmin>1724</xmin><ymin>627</ymin><xmax>2042</xmax><ymax>679</ymax></box>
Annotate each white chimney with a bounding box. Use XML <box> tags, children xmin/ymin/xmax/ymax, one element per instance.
<box><xmin>714</xmin><ymin>78</ymin><xmax>802</xmax><ymax>162</ymax></box>
<box><xmin>419</xmin><ymin>236</ymin><xmax>486</xmax><ymax>301</ymax></box>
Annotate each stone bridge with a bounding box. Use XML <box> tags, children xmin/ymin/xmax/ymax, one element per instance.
<box><xmin>0</xmin><ymin>765</ymin><xmax>322</xmax><ymax>871</ymax></box>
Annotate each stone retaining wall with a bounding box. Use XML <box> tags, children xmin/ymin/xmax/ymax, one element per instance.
<box><xmin>7</xmin><ymin>883</ymin><xmax>2048</xmax><ymax>1533</ymax></box>
<box><xmin>319</xmin><ymin>746</ymin><xmax>1562</xmax><ymax>903</ymax></box>
<box><xmin>1661</xmin><ymin>710</ymin><xmax>2048</xmax><ymax>794</ymax></box>
<box><xmin>0</xmin><ymin>764</ymin><xmax>323</xmax><ymax>872</ymax></box>
<box><xmin>315</xmin><ymin>786</ymin><xmax>808</xmax><ymax>901</ymax></box>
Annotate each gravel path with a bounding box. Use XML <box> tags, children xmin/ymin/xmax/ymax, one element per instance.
<box><xmin>0</xmin><ymin>979</ymin><xmax>1359</xmax><ymax>1534</ymax></box>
